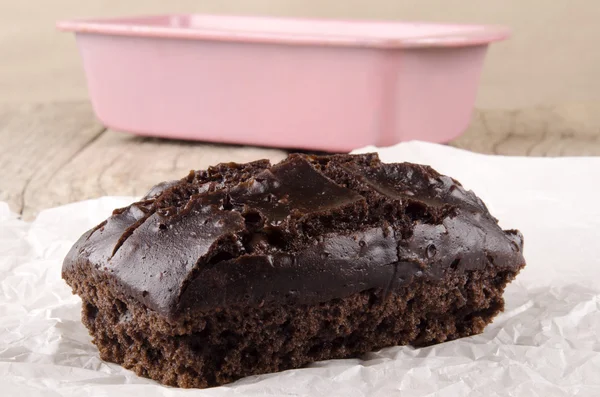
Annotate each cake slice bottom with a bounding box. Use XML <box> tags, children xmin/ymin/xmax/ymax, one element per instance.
<box><xmin>69</xmin><ymin>265</ymin><xmax>520</xmax><ymax>389</ymax></box>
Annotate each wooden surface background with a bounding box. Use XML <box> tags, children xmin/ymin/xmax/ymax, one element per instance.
<box><xmin>2</xmin><ymin>101</ymin><xmax>599</xmax><ymax>219</ymax></box>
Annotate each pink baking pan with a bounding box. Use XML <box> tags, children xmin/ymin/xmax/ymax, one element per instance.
<box><xmin>58</xmin><ymin>15</ymin><xmax>510</xmax><ymax>152</ymax></box>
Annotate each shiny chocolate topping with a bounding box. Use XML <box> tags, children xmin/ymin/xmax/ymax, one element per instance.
<box><xmin>63</xmin><ymin>153</ymin><xmax>525</xmax><ymax>319</ymax></box>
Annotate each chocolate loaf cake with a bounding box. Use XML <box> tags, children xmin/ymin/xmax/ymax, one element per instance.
<box><xmin>63</xmin><ymin>153</ymin><xmax>525</xmax><ymax>388</ymax></box>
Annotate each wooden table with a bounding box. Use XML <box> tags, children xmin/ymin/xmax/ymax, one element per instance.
<box><xmin>2</xmin><ymin>101</ymin><xmax>600</xmax><ymax>220</ymax></box>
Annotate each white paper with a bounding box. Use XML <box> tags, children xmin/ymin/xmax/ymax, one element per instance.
<box><xmin>2</xmin><ymin>142</ymin><xmax>600</xmax><ymax>396</ymax></box>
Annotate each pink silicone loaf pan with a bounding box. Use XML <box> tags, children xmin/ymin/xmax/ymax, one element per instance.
<box><xmin>58</xmin><ymin>15</ymin><xmax>510</xmax><ymax>152</ymax></box>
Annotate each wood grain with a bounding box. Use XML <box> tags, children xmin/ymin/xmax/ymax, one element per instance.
<box><xmin>452</xmin><ymin>104</ymin><xmax>600</xmax><ymax>156</ymax></box>
<box><xmin>0</xmin><ymin>102</ymin><xmax>105</xmax><ymax>216</ymax></box>
<box><xmin>2</xmin><ymin>101</ymin><xmax>599</xmax><ymax>219</ymax></box>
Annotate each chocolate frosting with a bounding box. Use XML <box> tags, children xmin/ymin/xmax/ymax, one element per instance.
<box><xmin>63</xmin><ymin>153</ymin><xmax>525</xmax><ymax>319</ymax></box>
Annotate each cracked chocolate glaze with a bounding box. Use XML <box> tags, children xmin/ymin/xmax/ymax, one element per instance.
<box><xmin>63</xmin><ymin>153</ymin><xmax>525</xmax><ymax>319</ymax></box>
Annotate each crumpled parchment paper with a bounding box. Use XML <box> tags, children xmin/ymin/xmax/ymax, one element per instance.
<box><xmin>2</xmin><ymin>142</ymin><xmax>600</xmax><ymax>396</ymax></box>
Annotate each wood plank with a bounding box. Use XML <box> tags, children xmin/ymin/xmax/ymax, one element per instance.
<box><xmin>0</xmin><ymin>101</ymin><xmax>105</xmax><ymax>216</ymax></box>
<box><xmin>451</xmin><ymin>103</ymin><xmax>600</xmax><ymax>156</ymax></box>
<box><xmin>1</xmin><ymin>101</ymin><xmax>599</xmax><ymax>219</ymax></box>
<box><xmin>2</xmin><ymin>102</ymin><xmax>287</xmax><ymax>219</ymax></box>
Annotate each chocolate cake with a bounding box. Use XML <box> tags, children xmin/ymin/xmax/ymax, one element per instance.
<box><xmin>62</xmin><ymin>153</ymin><xmax>525</xmax><ymax>388</ymax></box>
